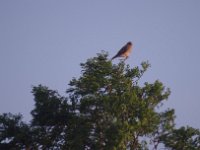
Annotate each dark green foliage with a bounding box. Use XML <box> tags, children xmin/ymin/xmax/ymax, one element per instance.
<box><xmin>159</xmin><ymin>126</ymin><xmax>200</xmax><ymax>150</ymax></box>
<box><xmin>68</xmin><ymin>52</ymin><xmax>173</xmax><ymax>149</ymax></box>
<box><xmin>0</xmin><ymin>51</ymin><xmax>199</xmax><ymax>149</ymax></box>
<box><xmin>0</xmin><ymin>113</ymin><xmax>31</xmax><ymax>149</ymax></box>
<box><xmin>31</xmin><ymin>85</ymin><xmax>71</xmax><ymax>126</ymax></box>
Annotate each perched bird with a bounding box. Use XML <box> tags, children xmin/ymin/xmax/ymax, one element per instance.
<box><xmin>111</xmin><ymin>41</ymin><xmax>133</xmax><ymax>60</ymax></box>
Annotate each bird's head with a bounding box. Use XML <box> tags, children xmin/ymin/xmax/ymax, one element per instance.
<box><xmin>127</xmin><ymin>41</ymin><xmax>132</xmax><ymax>45</ymax></box>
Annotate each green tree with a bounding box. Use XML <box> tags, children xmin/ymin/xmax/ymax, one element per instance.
<box><xmin>0</xmin><ymin>51</ymin><xmax>199</xmax><ymax>149</ymax></box>
<box><xmin>159</xmin><ymin>126</ymin><xmax>200</xmax><ymax>150</ymax></box>
<box><xmin>66</xmin><ymin>52</ymin><xmax>175</xmax><ymax>149</ymax></box>
<box><xmin>30</xmin><ymin>85</ymin><xmax>76</xmax><ymax>149</ymax></box>
<box><xmin>0</xmin><ymin>113</ymin><xmax>32</xmax><ymax>150</ymax></box>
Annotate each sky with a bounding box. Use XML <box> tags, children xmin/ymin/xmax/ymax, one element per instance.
<box><xmin>0</xmin><ymin>0</ymin><xmax>200</xmax><ymax>129</ymax></box>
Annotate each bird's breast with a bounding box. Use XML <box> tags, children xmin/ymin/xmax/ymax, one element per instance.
<box><xmin>123</xmin><ymin>48</ymin><xmax>132</xmax><ymax>57</ymax></box>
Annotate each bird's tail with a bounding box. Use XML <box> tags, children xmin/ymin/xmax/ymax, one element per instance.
<box><xmin>111</xmin><ymin>55</ymin><xmax>117</xmax><ymax>60</ymax></box>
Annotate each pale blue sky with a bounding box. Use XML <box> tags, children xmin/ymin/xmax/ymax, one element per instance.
<box><xmin>0</xmin><ymin>0</ymin><xmax>200</xmax><ymax>128</ymax></box>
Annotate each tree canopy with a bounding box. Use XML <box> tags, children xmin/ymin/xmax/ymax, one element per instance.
<box><xmin>0</xmin><ymin>52</ymin><xmax>199</xmax><ymax>150</ymax></box>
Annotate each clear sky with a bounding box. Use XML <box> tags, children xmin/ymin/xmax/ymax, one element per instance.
<box><xmin>0</xmin><ymin>0</ymin><xmax>200</xmax><ymax>128</ymax></box>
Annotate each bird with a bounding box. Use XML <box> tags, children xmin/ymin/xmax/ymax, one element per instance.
<box><xmin>111</xmin><ymin>41</ymin><xmax>133</xmax><ymax>60</ymax></box>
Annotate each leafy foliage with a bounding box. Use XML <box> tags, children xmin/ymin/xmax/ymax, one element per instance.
<box><xmin>0</xmin><ymin>113</ymin><xmax>31</xmax><ymax>149</ymax></box>
<box><xmin>159</xmin><ymin>126</ymin><xmax>200</xmax><ymax>150</ymax></box>
<box><xmin>0</xmin><ymin>51</ymin><xmax>199</xmax><ymax>149</ymax></box>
